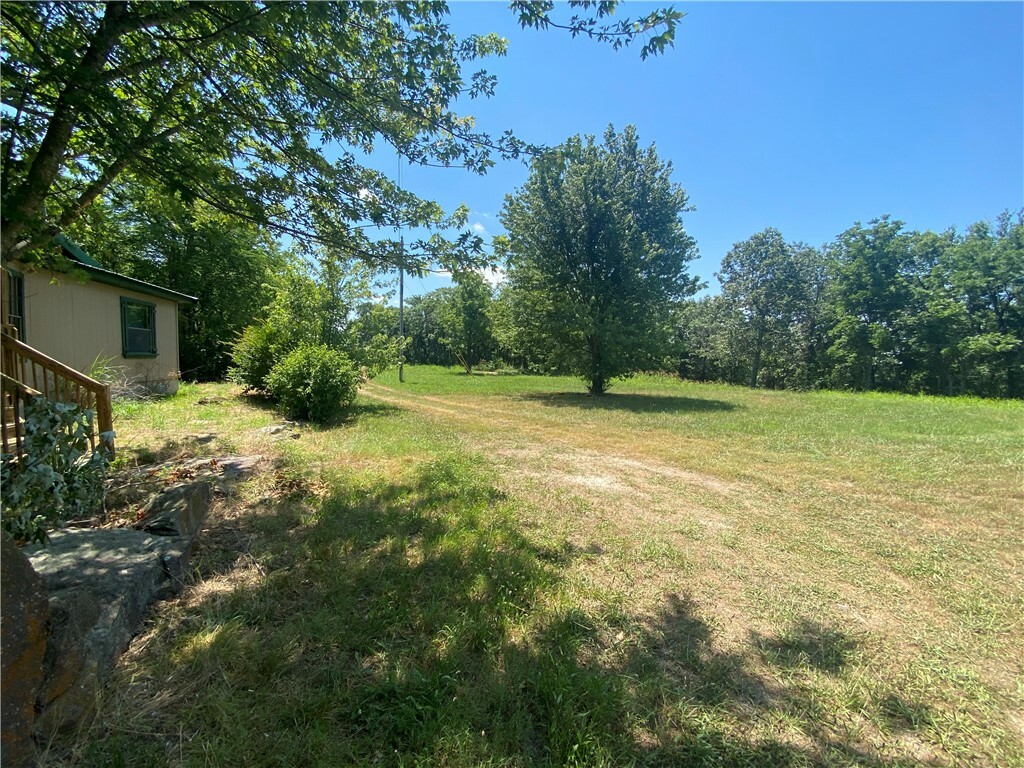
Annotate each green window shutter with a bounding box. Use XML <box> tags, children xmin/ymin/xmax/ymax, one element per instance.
<box><xmin>120</xmin><ymin>297</ymin><xmax>158</xmax><ymax>357</ymax></box>
<box><xmin>6</xmin><ymin>270</ymin><xmax>26</xmax><ymax>341</ymax></box>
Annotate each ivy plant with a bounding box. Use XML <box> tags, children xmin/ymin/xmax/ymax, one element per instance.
<box><xmin>1</xmin><ymin>398</ymin><xmax>111</xmax><ymax>546</ymax></box>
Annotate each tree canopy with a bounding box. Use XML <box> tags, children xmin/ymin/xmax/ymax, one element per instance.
<box><xmin>499</xmin><ymin>125</ymin><xmax>699</xmax><ymax>394</ymax></box>
<box><xmin>438</xmin><ymin>271</ymin><xmax>495</xmax><ymax>375</ymax></box>
<box><xmin>387</xmin><ymin>275</ymin><xmax>499</xmax><ymax>372</ymax></box>
<box><xmin>230</xmin><ymin>255</ymin><xmax>400</xmax><ymax>393</ymax></box>
<box><xmin>678</xmin><ymin>212</ymin><xmax>1024</xmax><ymax>398</ymax></box>
<box><xmin>1</xmin><ymin>1</ymin><xmax>681</xmax><ymax>271</ymax></box>
<box><xmin>717</xmin><ymin>228</ymin><xmax>809</xmax><ymax>388</ymax></box>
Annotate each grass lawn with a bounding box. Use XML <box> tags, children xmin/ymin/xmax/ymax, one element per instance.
<box><xmin>45</xmin><ymin>368</ymin><xmax>1023</xmax><ymax>767</ymax></box>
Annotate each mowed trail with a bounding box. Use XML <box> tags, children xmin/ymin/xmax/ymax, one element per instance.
<box><xmin>360</xmin><ymin>380</ymin><xmax>774</xmax><ymax>616</ymax></box>
<box><xmin>360</xmin><ymin>381</ymin><xmax>743</xmax><ymax>504</ymax></box>
<box><xmin>362</xmin><ymin>379</ymin><xmax>1022</xmax><ymax>765</ymax></box>
<box><xmin>359</xmin><ymin>381</ymin><xmax>879</xmax><ymax>604</ymax></box>
<box><xmin>358</xmin><ymin>381</ymin><xmax>995</xmax><ymax>653</ymax></box>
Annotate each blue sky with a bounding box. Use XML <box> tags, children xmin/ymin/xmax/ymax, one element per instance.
<box><xmin>365</xmin><ymin>2</ymin><xmax>1024</xmax><ymax>298</ymax></box>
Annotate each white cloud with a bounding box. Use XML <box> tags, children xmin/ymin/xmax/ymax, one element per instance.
<box><xmin>480</xmin><ymin>265</ymin><xmax>505</xmax><ymax>287</ymax></box>
<box><xmin>471</xmin><ymin>222</ymin><xmax>488</xmax><ymax>235</ymax></box>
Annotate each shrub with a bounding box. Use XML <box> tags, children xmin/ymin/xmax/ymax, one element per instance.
<box><xmin>1</xmin><ymin>399</ymin><xmax>110</xmax><ymax>545</ymax></box>
<box><xmin>230</xmin><ymin>322</ymin><xmax>285</xmax><ymax>392</ymax></box>
<box><xmin>266</xmin><ymin>344</ymin><xmax>358</xmax><ymax>422</ymax></box>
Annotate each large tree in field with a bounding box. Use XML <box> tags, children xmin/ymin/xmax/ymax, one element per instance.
<box><xmin>938</xmin><ymin>212</ymin><xmax>1024</xmax><ymax>397</ymax></box>
<box><xmin>825</xmin><ymin>216</ymin><xmax>914</xmax><ymax>391</ymax></box>
<box><xmin>499</xmin><ymin>125</ymin><xmax>699</xmax><ymax>394</ymax></box>
<box><xmin>1</xmin><ymin>1</ymin><xmax>681</xmax><ymax>271</ymax></box>
<box><xmin>676</xmin><ymin>241</ymin><xmax>829</xmax><ymax>391</ymax></box>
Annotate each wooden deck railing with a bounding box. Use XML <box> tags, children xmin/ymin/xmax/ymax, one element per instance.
<box><xmin>1</xmin><ymin>372</ymin><xmax>39</xmax><ymax>462</ymax></box>
<box><xmin>1</xmin><ymin>331</ymin><xmax>114</xmax><ymax>458</ymax></box>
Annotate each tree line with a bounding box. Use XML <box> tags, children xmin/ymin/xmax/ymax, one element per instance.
<box><xmin>64</xmin><ymin>126</ymin><xmax>1022</xmax><ymax>402</ymax></box>
<box><xmin>682</xmin><ymin>213</ymin><xmax>1023</xmax><ymax>398</ymax></box>
<box><xmin>368</xmin><ymin>126</ymin><xmax>1024</xmax><ymax>399</ymax></box>
<box><xmin>386</xmin><ymin>205</ymin><xmax>1024</xmax><ymax>399</ymax></box>
<box><xmin>5</xmin><ymin>3</ymin><xmax>1018</xmax><ymax>401</ymax></box>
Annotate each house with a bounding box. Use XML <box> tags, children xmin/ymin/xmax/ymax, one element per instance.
<box><xmin>2</xmin><ymin>236</ymin><xmax>195</xmax><ymax>395</ymax></box>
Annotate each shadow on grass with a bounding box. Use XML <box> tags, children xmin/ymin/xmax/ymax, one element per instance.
<box><xmin>753</xmin><ymin>618</ymin><xmax>858</xmax><ymax>675</ymax></box>
<box><xmin>523</xmin><ymin>391</ymin><xmax>738</xmax><ymax>414</ymax></box>
<box><xmin>76</xmin><ymin>457</ymin><xmax>939</xmax><ymax>768</ymax></box>
<box><xmin>110</xmin><ymin>437</ymin><xmax>196</xmax><ymax>468</ymax></box>
<box><xmin>238</xmin><ymin>391</ymin><xmax>402</xmax><ymax>429</ymax></box>
<box><xmin>237</xmin><ymin>389</ymin><xmax>277</xmax><ymax>410</ymax></box>
<box><xmin>328</xmin><ymin>399</ymin><xmax>403</xmax><ymax>427</ymax></box>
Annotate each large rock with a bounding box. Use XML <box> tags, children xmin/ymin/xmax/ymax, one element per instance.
<box><xmin>178</xmin><ymin>455</ymin><xmax>263</xmax><ymax>484</ymax></box>
<box><xmin>26</xmin><ymin>520</ymin><xmax>219</xmax><ymax>736</ymax></box>
<box><xmin>153</xmin><ymin>538</ymin><xmax>190</xmax><ymax>600</ymax></box>
<box><xmin>33</xmin><ymin>655</ymin><xmax>101</xmax><ymax>738</ymax></box>
<box><xmin>37</xmin><ymin>587</ymin><xmax>101</xmax><ymax>709</ymax></box>
<box><xmin>29</xmin><ymin>530</ymin><xmax>173</xmax><ymax>672</ymax></box>
<box><xmin>23</xmin><ymin>471</ymin><xmax>221</xmax><ymax>738</ymax></box>
<box><xmin>135</xmin><ymin>480</ymin><xmax>212</xmax><ymax>538</ymax></box>
<box><xmin>1</xmin><ymin>532</ymin><xmax>50</xmax><ymax>766</ymax></box>
<box><xmin>257</xmin><ymin>424</ymin><xmax>299</xmax><ymax>439</ymax></box>
<box><xmin>27</xmin><ymin>529</ymin><xmax>180</xmax><ymax>736</ymax></box>
<box><xmin>257</xmin><ymin>424</ymin><xmax>294</xmax><ymax>435</ymax></box>
<box><xmin>213</xmin><ymin>455</ymin><xmax>262</xmax><ymax>481</ymax></box>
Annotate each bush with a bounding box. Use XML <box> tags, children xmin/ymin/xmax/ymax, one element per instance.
<box><xmin>1</xmin><ymin>399</ymin><xmax>110</xmax><ymax>545</ymax></box>
<box><xmin>266</xmin><ymin>344</ymin><xmax>358</xmax><ymax>422</ymax></box>
<box><xmin>230</xmin><ymin>322</ymin><xmax>284</xmax><ymax>392</ymax></box>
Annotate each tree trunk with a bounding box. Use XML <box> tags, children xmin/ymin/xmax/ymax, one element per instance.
<box><xmin>1</xmin><ymin>2</ymin><xmax>130</xmax><ymax>258</ymax></box>
<box><xmin>587</xmin><ymin>333</ymin><xmax>606</xmax><ymax>395</ymax></box>
<box><xmin>750</xmin><ymin>323</ymin><xmax>765</xmax><ymax>388</ymax></box>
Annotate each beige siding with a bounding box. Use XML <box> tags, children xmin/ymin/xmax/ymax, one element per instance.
<box><xmin>21</xmin><ymin>271</ymin><xmax>181</xmax><ymax>393</ymax></box>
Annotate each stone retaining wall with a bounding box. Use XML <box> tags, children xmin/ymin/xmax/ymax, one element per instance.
<box><xmin>1</xmin><ymin>481</ymin><xmax>211</xmax><ymax>764</ymax></box>
<box><xmin>0</xmin><ymin>456</ymin><xmax>262</xmax><ymax>764</ymax></box>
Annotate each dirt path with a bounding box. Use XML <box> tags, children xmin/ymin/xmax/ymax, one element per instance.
<box><xmin>361</xmin><ymin>382</ymin><xmax>743</xmax><ymax>503</ymax></box>
<box><xmin>359</xmin><ymin>381</ymin><xmax>969</xmax><ymax>650</ymax></box>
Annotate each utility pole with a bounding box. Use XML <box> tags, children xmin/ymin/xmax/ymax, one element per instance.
<box><xmin>398</xmin><ymin>235</ymin><xmax>405</xmax><ymax>383</ymax></box>
<box><xmin>397</xmin><ymin>152</ymin><xmax>405</xmax><ymax>384</ymax></box>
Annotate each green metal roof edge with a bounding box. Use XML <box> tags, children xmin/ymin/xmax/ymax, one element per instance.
<box><xmin>53</xmin><ymin>233</ymin><xmax>103</xmax><ymax>268</ymax></box>
<box><xmin>50</xmin><ymin>233</ymin><xmax>196</xmax><ymax>303</ymax></box>
<box><xmin>77</xmin><ymin>262</ymin><xmax>197</xmax><ymax>304</ymax></box>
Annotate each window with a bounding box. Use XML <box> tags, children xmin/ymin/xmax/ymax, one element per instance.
<box><xmin>120</xmin><ymin>297</ymin><xmax>157</xmax><ymax>357</ymax></box>
<box><xmin>5</xmin><ymin>270</ymin><xmax>25</xmax><ymax>341</ymax></box>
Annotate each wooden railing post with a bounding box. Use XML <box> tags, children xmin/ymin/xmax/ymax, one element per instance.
<box><xmin>1</xmin><ymin>332</ymin><xmax>114</xmax><ymax>460</ymax></box>
<box><xmin>1</xmin><ymin>342</ymin><xmax>14</xmax><ymax>380</ymax></box>
<box><xmin>96</xmin><ymin>382</ymin><xmax>114</xmax><ymax>459</ymax></box>
<box><xmin>1</xmin><ymin>373</ymin><xmax>39</xmax><ymax>459</ymax></box>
